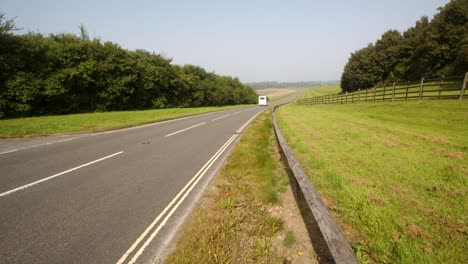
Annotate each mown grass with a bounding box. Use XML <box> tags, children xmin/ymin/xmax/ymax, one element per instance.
<box><xmin>299</xmin><ymin>84</ymin><xmax>341</xmax><ymax>98</ymax></box>
<box><xmin>0</xmin><ymin>105</ymin><xmax>248</xmax><ymax>138</ymax></box>
<box><xmin>276</xmin><ymin>89</ymin><xmax>468</xmax><ymax>263</ymax></box>
<box><xmin>166</xmin><ymin>110</ymin><xmax>292</xmax><ymax>263</ymax></box>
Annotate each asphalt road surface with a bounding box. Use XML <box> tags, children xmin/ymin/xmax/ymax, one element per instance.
<box><xmin>0</xmin><ymin>104</ymin><xmax>273</xmax><ymax>264</ymax></box>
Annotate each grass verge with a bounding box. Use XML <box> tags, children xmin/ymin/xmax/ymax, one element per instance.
<box><xmin>166</xmin><ymin>110</ymin><xmax>316</xmax><ymax>263</ymax></box>
<box><xmin>0</xmin><ymin>105</ymin><xmax>248</xmax><ymax>138</ymax></box>
<box><xmin>299</xmin><ymin>84</ymin><xmax>341</xmax><ymax>98</ymax></box>
<box><xmin>276</xmin><ymin>88</ymin><xmax>467</xmax><ymax>263</ymax></box>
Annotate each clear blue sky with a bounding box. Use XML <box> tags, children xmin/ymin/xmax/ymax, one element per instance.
<box><xmin>3</xmin><ymin>0</ymin><xmax>449</xmax><ymax>82</ymax></box>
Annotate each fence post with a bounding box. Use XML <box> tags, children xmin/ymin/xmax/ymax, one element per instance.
<box><xmin>365</xmin><ymin>88</ymin><xmax>368</xmax><ymax>102</ymax></box>
<box><xmin>419</xmin><ymin>77</ymin><xmax>425</xmax><ymax>100</ymax></box>
<box><xmin>373</xmin><ymin>86</ymin><xmax>376</xmax><ymax>101</ymax></box>
<box><xmin>405</xmin><ymin>81</ymin><xmax>409</xmax><ymax>100</ymax></box>
<box><xmin>345</xmin><ymin>91</ymin><xmax>348</xmax><ymax>104</ymax></box>
<box><xmin>383</xmin><ymin>85</ymin><xmax>387</xmax><ymax>101</ymax></box>
<box><xmin>460</xmin><ymin>72</ymin><xmax>468</xmax><ymax>100</ymax></box>
<box><xmin>392</xmin><ymin>82</ymin><xmax>396</xmax><ymax>102</ymax></box>
<box><xmin>438</xmin><ymin>76</ymin><xmax>444</xmax><ymax>99</ymax></box>
<box><xmin>358</xmin><ymin>89</ymin><xmax>361</xmax><ymax>102</ymax></box>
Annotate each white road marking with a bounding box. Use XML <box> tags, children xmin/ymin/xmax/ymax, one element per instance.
<box><xmin>164</xmin><ymin>122</ymin><xmax>205</xmax><ymax>137</ymax></box>
<box><xmin>0</xmin><ymin>151</ymin><xmax>124</xmax><ymax>198</ymax></box>
<box><xmin>0</xmin><ymin>137</ymin><xmax>77</xmax><ymax>156</ymax></box>
<box><xmin>211</xmin><ymin>114</ymin><xmax>230</xmax><ymax>121</ymax></box>
<box><xmin>0</xmin><ymin>149</ymin><xmax>19</xmax><ymax>155</ymax></box>
<box><xmin>117</xmin><ymin>134</ymin><xmax>238</xmax><ymax>264</ymax></box>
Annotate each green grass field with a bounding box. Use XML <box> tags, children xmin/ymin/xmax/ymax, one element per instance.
<box><xmin>0</xmin><ymin>105</ymin><xmax>249</xmax><ymax>138</ymax></box>
<box><xmin>276</xmin><ymin>87</ymin><xmax>467</xmax><ymax>263</ymax></box>
<box><xmin>299</xmin><ymin>85</ymin><xmax>341</xmax><ymax>98</ymax></box>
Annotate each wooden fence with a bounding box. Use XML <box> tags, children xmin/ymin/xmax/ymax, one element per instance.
<box><xmin>297</xmin><ymin>73</ymin><xmax>468</xmax><ymax>105</ymax></box>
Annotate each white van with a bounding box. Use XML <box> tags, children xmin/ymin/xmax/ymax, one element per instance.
<box><xmin>258</xmin><ymin>96</ymin><xmax>269</xmax><ymax>106</ymax></box>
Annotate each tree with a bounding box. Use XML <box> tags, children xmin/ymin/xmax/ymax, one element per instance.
<box><xmin>340</xmin><ymin>0</ymin><xmax>468</xmax><ymax>92</ymax></box>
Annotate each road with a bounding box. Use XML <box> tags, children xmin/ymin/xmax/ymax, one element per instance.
<box><xmin>0</xmin><ymin>105</ymin><xmax>269</xmax><ymax>264</ymax></box>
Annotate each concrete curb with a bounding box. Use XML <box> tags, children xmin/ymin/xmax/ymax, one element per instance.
<box><xmin>272</xmin><ymin>99</ymin><xmax>359</xmax><ymax>264</ymax></box>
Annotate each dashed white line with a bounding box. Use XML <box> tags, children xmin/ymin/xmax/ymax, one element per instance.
<box><xmin>0</xmin><ymin>151</ymin><xmax>124</xmax><ymax>198</ymax></box>
<box><xmin>211</xmin><ymin>114</ymin><xmax>230</xmax><ymax>121</ymax></box>
<box><xmin>0</xmin><ymin>137</ymin><xmax>77</xmax><ymax>156</ymax></box>
<box><xmin>164</xmin><ymin>122</ymin><xmax>206</xmax><ymax>137</ymax></box>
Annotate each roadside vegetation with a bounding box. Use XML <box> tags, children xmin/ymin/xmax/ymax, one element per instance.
<box><xmin>276</xmin><ymin>86</ymin><xmax>468</xmax><ymax>262</ymax></box>
<box><xmin>0</xmin><ymin>105</ymin><xmax>247</xmax><ymax>138</ymax></box>
<box><xmin>167</xmin><ymin>110</ymin><xmax>317</xmax><ymax>263</ymax></box>
<box><xmin>0</xmin><ymin>14</ymin><xmax>257</xmax><ymax>119</ymax></box>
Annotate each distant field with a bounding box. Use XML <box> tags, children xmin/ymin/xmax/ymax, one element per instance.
<box><xmin>0</xmin><ymin>105</ymin><xmax>248</xmax><ymax>138</ymax></box>
<box><xmin>298</xmin><ymin>84</ymin><xmax>341</xmax><ymax>98</ymax></box>
<box><xmin>256</xmin><ymin>88</ymin><xmax>296</xmax><ymax>102</ymax></box>
<box><xmin>277</xmin><ymin>87</ymin><xmax>467</xmax><ymax>263</ymax></box>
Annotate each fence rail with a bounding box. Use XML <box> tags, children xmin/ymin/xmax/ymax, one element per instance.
<box><xmin>297</xmin><ymin>73</ymin><xmax>468</xmax><ymax>105</ymax></box>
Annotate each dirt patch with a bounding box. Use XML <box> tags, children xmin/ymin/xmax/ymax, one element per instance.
<box><xmin>445</xmin><ymin>151</ymin><xmax>465</xmax><ymax>160</ymax></box>
<box><xmin>268</xmin><ymin>185</ymin><xmax>318</xmax><ymax>264</ymax></box>
<box><xmin>391</xmin><ymin>184</ymin><xmax>408</xmax><ymax>195</ymax></box>
<box><xmin>423</xmin><ymin>135</ymin><xmax>452</xmax><ymax>144</ymax></box>
<box><xmin>406</xmin><ymin>224</ymin><xmax>429</xmax><ymax>239</ymax></box>
<box><xmin>352</xmin><ymin>178</ymin><xmax>371</xmax><ymax>187</ymax></box>
<box><xmin>367</xmin><ymin>195</ymin><xmax>385</xmax><ymax>207</ymax></box>
<box><xmin>385</xmin><ymin>142</ymin><xmax>399</xmax><ymax>148</ymax></box>
<box><xmin>321</xmin><ymin>195</ymin><xmax>339</xmax><ymax>213</ymax></box>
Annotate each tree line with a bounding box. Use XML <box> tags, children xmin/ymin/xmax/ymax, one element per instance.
<box><xmin>340</xmin><ymin>0</ymin><xmax>467</xmax><ymax>92</ymax></box>
<box><xmin>0</xmin><ymin>16</ymin><xmax>257</xmax><ymax>118</ymax></box>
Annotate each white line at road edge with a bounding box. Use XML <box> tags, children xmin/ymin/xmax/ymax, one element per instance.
<box><xmin>0</xmin><ymin>151</ymin><xmax>124</xmax><ymax>198</ymax></box>
<box><xmin>116</xmin><ymin>109</ymin><xmax>265</xmax><ymax>264</ymax></box>
<box><xmin>164</xmin><ymin>122</ymin><xmax>206</xmax><ymax>137</ymax></box>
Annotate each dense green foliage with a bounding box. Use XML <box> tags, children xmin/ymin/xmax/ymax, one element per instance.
<box><xmin>0</xmin><ymin>15</ymin><xmax>257</xmax><ymax>118</ymax></box>
<box><xmin>341</xmin><ymin>0</ymin><xmax>468</xmax><ymax>92</ymax></box>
